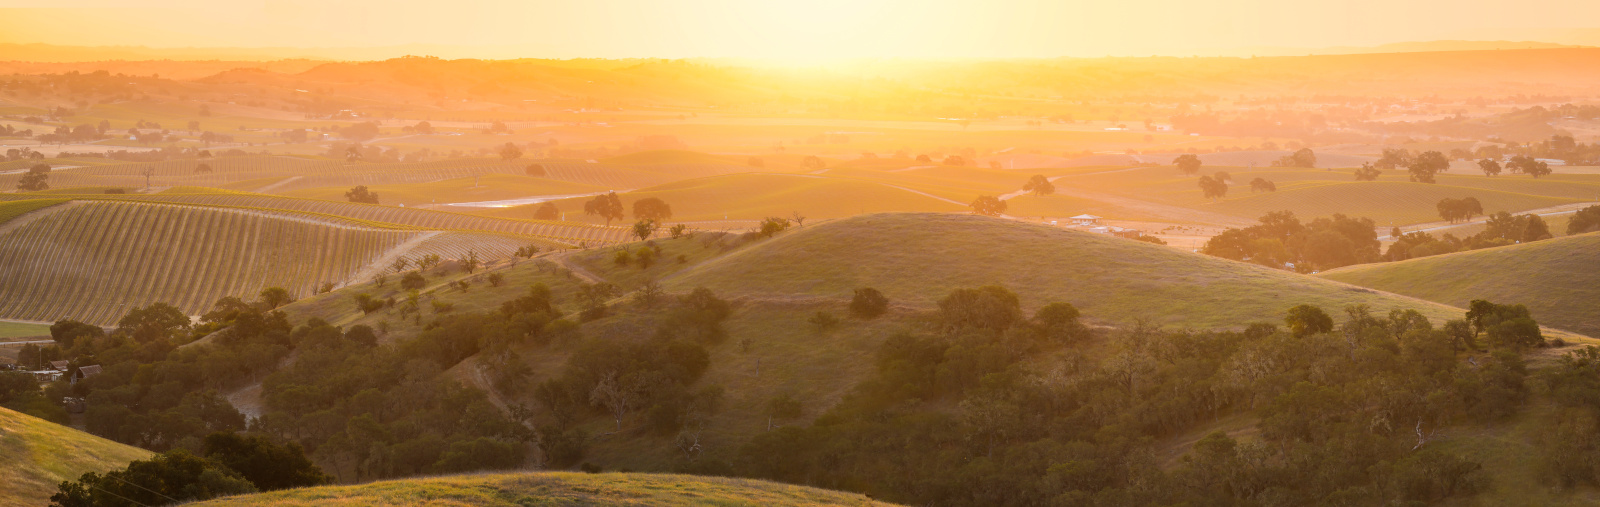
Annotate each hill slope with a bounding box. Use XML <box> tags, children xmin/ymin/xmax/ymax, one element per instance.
<box><xmin>0</xmin><ymin>407</ymin><xmax>152</xmax><ymax>507</ymax></box>
<box><xmin>0</xmin><ymin>200</ymin><xmax>559</xmax><ymax>325</ymax></box>
<box><xmin>1319</xmin><ymin>233</ymin><xmax>1600</xmax><ymax>336</ymax></box>
<box><xmin>665</xmin><ymin>213</ymin><xmax>1473</xmax><ymax>329</ymax></box>
<box><xmin>188</xmin><ymin>472</ymin><xmax>898</xmax><ymax>507</ymax></box>
<box><xmin>496</xmin><ymin>173</ymin><xmax>967</xmax><ymax>223</ymax></box>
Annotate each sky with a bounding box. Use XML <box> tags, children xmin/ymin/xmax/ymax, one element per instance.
<box><xmin>4</xmin><ymin>0</ymin><xmax>1600</xmax><ymax>61</ymax></box>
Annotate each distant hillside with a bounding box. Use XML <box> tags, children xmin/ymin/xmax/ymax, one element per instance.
<box><xmin>0</xmin><ymin>407</ymin><xmax>152</xmax><ymax>507</ymax></box>
<box><xmin>189</xmin><ymin>472</ymin><xmax>898</xmax><ymax>507</ymax></box>
<box><xmin>664</xmin><ymin>213</ymin><xmax>1470</xmax><ymax>329</ymax></box>
<box><xmin>1320</xmin><ymin>233</ymin><xmax>1600</xmax><ymax>337</ymax></box>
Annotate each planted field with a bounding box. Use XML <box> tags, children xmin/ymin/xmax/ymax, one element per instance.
<box><xmin>1052</xmin><ymin>165</ymin><xmax>1591</xmax><ymax>226</ymax></box>
<box><xmin>0</xmin><ymin>200</ymin><xmax>444</xmax><ymax>325</ymax></box>
<box><xmin>497</xmin><ymin>173</ymin><xmax>967</xmax><ymax>223</ymax></box>
<box><xmin>0</xmin><ymin>192</ymin><xmax>632</xmax><ymax>245</ymax></box>
<box><xmin>278</xmin><ymin>173</ymin><xmax>608</xmax><ymax>207</ymax></box>
<box><xmin>665</xmin><ymin>213</ymin><xmax>1473</xmax><ymax>329</ymax></box>
<box><xmin>0</xmin><ymin>199</ymin><xmax>66</xmax><ymax>224</ymax></box>
<box><xmin>0</xmin><ymin>407</ymin><xmax>152</xmax><ymax>507</ymax></box>
<box><xmin>187</xmin><ymin>472</ymin><xmax>899</xmax><ymax>507</ymax></box>
<box><xmin>1320</xmin><ymin>233</ymin><xmax>1600</xmax><ymax>337</ymax></box>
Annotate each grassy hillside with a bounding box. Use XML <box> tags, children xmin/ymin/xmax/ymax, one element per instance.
<box><xmin>1320</xmin><ymin>233</ymin><xmax>1600</xmax><ymax>336</ymax></box>
<box><xmin>498</xmin><ymin>173</ymin><xmax>967</xmax><ymax>223</ymax></box>
<box><xmin>664</xmin><ymin>213</ymin><xmax>1472</xmax><ymax>329</ymax></box>
<box><xmin>189</xmin><ymin>472</ymin><xmax>898</xmax><ymax>507</ymax></box>
<box><xmin>0</xmin><ymin>407</ymin><xmax>152</xmax><ymax>507</ymax></box>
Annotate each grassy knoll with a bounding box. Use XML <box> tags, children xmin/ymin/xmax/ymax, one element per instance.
<box><xmin>1320</xmin><ymin>232</ymin><xmax>1600</xmax><ymax>337</ymax></box>
<box><xmin>189</xmin><ymin>472</ymin><xmax>898</xmax><ymax>507</ymax></box>
<box><xmin>0</xmin><ymin>407</ymin><xmax>153</xmax><ymax>507</ymax></box>
<box><xmin>663</xmin><ymin>213</ymin><xmax>1473</xmax><ymax>329</ymax></box>
<box><xmin>278</xmin><ymin>174</ymin><xmax>608</xmax><ymax>207</ymax></box>
<box><xmin>495</xmin><ymin>173</ymin><xmax>966</xmax><ymax>223</ymax></box>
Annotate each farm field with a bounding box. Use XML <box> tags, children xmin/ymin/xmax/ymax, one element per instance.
<box><xmin>495</xmin><ymin>172</ymin><xmax>968</xmax><ymax>223</ymax></box>
<box><xmin>1320</xmin><ymin>232</ymin><xmax>1600</xmax><ymax>337</ymax></box>
<box><xmin>188</xmin><ymin>471</ymin><xmax>899</xmax><ymax>507</ymax></box>
<box><xmin>661</xmin><ymin>213</ymin><xmax>1476</xmax><ymax>329</ymax></box>
<box><xmin>279</xmin><ymin>173</ymin><xmax>608</xmax><ymax>207</ymax></box>
<box><xmin>1049</xmin><ymin>165</ymin><xmax>1597</xmax><ymax>226</ymax></box>
<box><xmin>0</xmin><ymin>321</ymin><xmax>50</xmax><ymax>339</ymax></box>
<box><xmin>0</xmin><ymin>191</ymin><xmax>632</xmax><ymax>245</ymax></box>
<box><xmin>0</xmin><ymin>407</ymin><xmax>153</xmax><ymax>507</ymax></box>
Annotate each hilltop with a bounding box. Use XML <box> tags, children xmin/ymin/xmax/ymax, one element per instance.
<box><xmin>665</xmin><ymin>213</ymin><xmax>1477</xmax><ymax>329</ymax></box>
<box><xmin>0</xmin><ymin>407</ymin><xmax>152</xmax><ymax>507</ymax></box>
<box><xmin>1320</xmin><ymin>232</ymin><xmax>1600</xmax><ymax>337</ymax></box>
<box><xmin>188</xmin><ymin>472</ymin><xmax>898</xmax><ymax>507</ymax></box>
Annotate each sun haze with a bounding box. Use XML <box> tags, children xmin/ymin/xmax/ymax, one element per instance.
<box><xmin>6</xmin><ymin>0</ymin><xmax>1600</xmax><ymax>61</ymax></box>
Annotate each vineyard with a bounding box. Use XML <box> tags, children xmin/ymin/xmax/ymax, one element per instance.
<box><xmin>0</xmin><ymin>192</ymin><xmax>633</xmax><ymax>245</ymax></box>
<box><xmin>0</xmin><ymin>199</ymin><xmax>562</xmax><ymax>326</ymax></box>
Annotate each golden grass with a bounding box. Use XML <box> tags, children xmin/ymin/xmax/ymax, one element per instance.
<box><xmin>0</xmin><ymin>321</ymin><xmax>50</xmax><ymax>339</ymax></box>
<box><xmin>1320</xmin><ymin>233</ymin><xmax>1600</xmax><ymax>337</ymax></box>
<box><xmin>189</xmin><ymin>472</ymin><xmax>899</xmax><ymax>507</ymax></box>
<box><xmin>664</xmin><ymin>213</ymin><xmax>1472</xmax><ymax>329</ymax></box>
<box><xmin>278</xmin><ymin>174</ymin><xmax>608</xmax><ymax>207</ymax></box>
<box><xmin>0</xmin><ymin>407</ymin><xmax>153</xmax><ymax>507</ymax></box>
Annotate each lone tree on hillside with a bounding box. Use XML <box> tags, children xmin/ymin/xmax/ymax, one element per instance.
<box><xmin>345</xmin><ymin>185</ymin><xmax>380</xmax><ymax>204</ymax></box>
<box><xmin>1353</xmin><ymin>163</ymin><xmax>1382</xmax><ymax>181</ymax></box>
<box><xmin>258</xmin><ymin>287</ymin><xmax>293</xmax><ymax>309</ymax></box>
<box><xmin>1249</xmin><ymin>178</ymin><xmax>1277</xmax><ymax>192</ymax></box>
<box><xmin>849</xmin><ymin>288</ymin><xmax>889</xmax><ymax>319</ymax></box>
<box><xmin>584</xmin><ymin>192</ymin><xmax>625</xmax><ymax>227</ymax></box>
<box><xmin>499</xmin><ymin>142</ymin><xmax>523</xmax><ymax>161</ymax></box>
<box><xmin>1375</xmin><ymin>148</ymin><xmax>1412</xmax><ymax>170</ymax></box>
<box><xmin>194</xmin><ymin>163</ymin><xmax>212</xmax><ymax>174</ymax></box>
<box><xmin>632</xmin><ymin>219</ymin><xmax>658</xmax><ymax>241</ymax></box>
<box><xmin>1022</xmin><ymin>175</ymin><xmax>1055</xmax><ymax>196</ymax></box>
<box><xmin>16</xmin><ymin>169</ymin><xmax>47</xmax><ymax>191</ymax></box>
<box><xmin>525</xmin><ymin>163</ymin><xmax>546</xmax><ymax>177</ymax></box>
<box><xmin>1173</xmin><ymin>154</ymin><xmax>1202</xmax><ymax>176</ymax></box>
<box><xmin>533</xmin><ymin>202</ymin><xmax>560</xmax><ymax>220</ymax></box>
<box><xmin>1407</xmin><ymin>151</ymin><xmax>1450</xmax><ymax>183</ymax></box>
<box><xmin>970</xmin><ymin>195</ymin><xmax>1007</xmax><ymax>216</ymax></box>
<box><xmin>1478</xmin><ymin>158</ymin><xmax>1502</xmax><ymax>177</ymax></box>
<box><xmin>1198</xmin><ymin>175</ymin><xmax>1228</xmax><ymax>201</ymax></box>
<box><xmin>633</xmin><ymin>197</ymin><xmax>673</xmax><ymax>221</ymax></box>
<box><xmin>1285</xmin><ymin>304</ymin><xmax>1334</xmax><ymax>337</ymax></box>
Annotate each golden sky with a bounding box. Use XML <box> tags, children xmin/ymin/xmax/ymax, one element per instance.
<box><xmin>3</xmin><ymin>0</ymin><xmax>1600</xmax><ymax>61</ymax></box>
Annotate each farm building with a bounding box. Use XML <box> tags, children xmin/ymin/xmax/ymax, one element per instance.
<box><xmin>71</xmin><ymin>365</ymin><xmax>102</xmax><ymax>385</ymax></box>
<box><xmin>1069</xmin><ymin>214</ymin><xmax>1102</xmax><ymax>226</ymax></box>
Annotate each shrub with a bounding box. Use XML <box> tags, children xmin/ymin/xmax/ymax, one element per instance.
<box><xmin>849</xmin><ymin>288</ymin><xmax>889</xmax><ymax>319</ymax></box>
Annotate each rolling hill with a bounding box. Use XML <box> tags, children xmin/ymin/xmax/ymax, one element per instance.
<box><xmin>278</xmin><ymin>173</ymin><xmax>608</xmax><ymax>207</ymax></box>
<box><xmin>0</xmin><ymin>199</ymin><xmax>563</xmax><ymax>325</ymax></box>
<box><xmin>663</xmin><ymin>213</ymin><xmax>1484</xmax><ymax>329</ymax></box>
<box><xmin>0</xmin><ymin>407</ymin><xmax>153</xmax><ymax>507</ymax></box>
<box><xmin>187</xmin><ymin>472</ymin><xmax>898</xmax><ymax>507</ymax></box>
<box><xmin>1319</xmin><ymin>232</ymin><xmax>1600</xmax><ymax>337</ymax></box>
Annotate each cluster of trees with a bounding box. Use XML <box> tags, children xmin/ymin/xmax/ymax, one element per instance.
<box><xmin>1271</xmin><ymin>148</ymin><xmax>1317</xmax><ymax>168</ymax></box>
<box><xmin>1202</xmin><ymin>211</ymin><xmax>1380</xmax><ymax>271</ymax></box>
<box><xmin>727</xmin><ymin>288</ymin><xmax>1530</xmax><ymax>506</ymax></box>
<box><xmin>51</xmin><ymin>432</ymin><xmax>328</xmax><ymax>507</ymax></box>
<box><xmin>1198</xmin><ymin>173</ymin><xmax>1229</xmax><ymax>201</ymax></box>
<box><xmin>970</xmin><ymin>195</ymin><xmax>1007</xmax><ymax>216</ymax></box>
<box><xmin>1570</xmin><ymin>205</ymin><xmax>1600</xmax><ymax>235</ymax></box>
<box><xmin>1173</xmin><ymin>154</ymin><xmax>1202</xmax><ymax>175</ymax></box>
<box><xmin>16</xmin><ymin>163</ymin><xmax>49</xmax><ymax>191</ymax></box>
<box><xmin>1386</xmin><ymin>211</ymin><xmax>1554</xmax><ymax>261</ymax></box>
<box><xmin>1248</xmin><ymin>177</ymin><xmax>1277</xmax><ymax>192</ymax></box>
<box><xmin>1436</xmin><ymin>197</ymin><xmax>1483</xmax><ymax>223</ymax></box>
